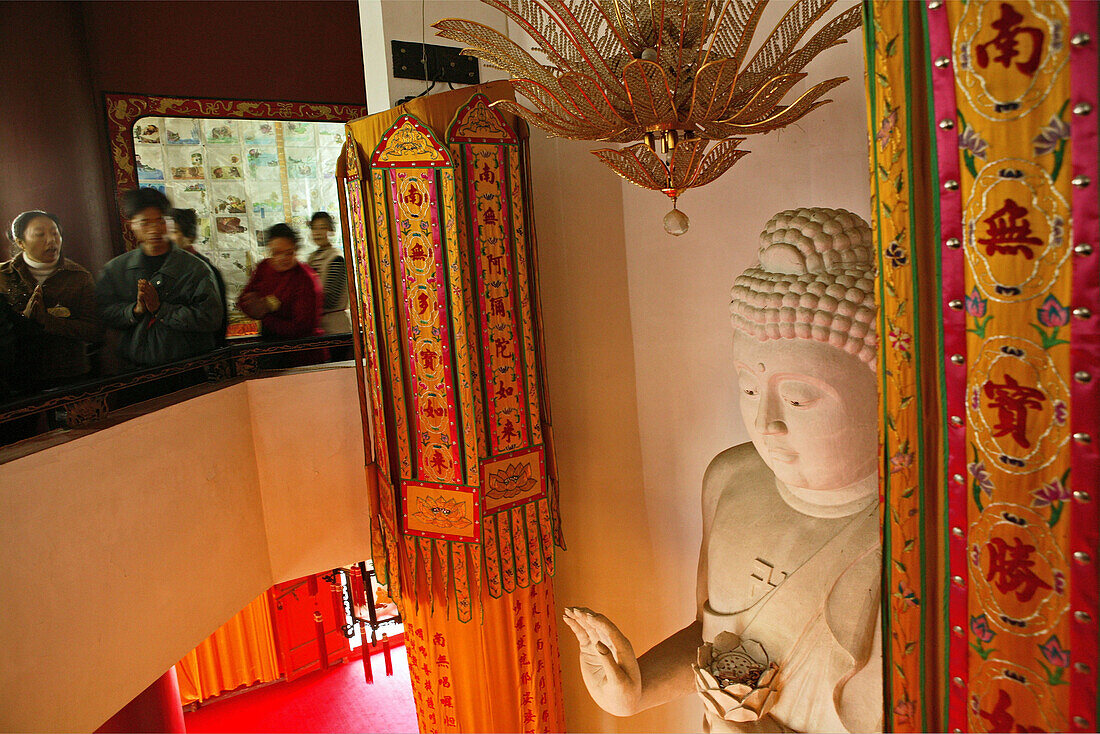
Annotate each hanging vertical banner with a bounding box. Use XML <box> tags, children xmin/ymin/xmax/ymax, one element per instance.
<box><xmin>339</xmin><ymin>83</ymin><xmax>567</xmax><ymax>734</ymax></box>
<box><xmin>362</xmin><ymin>114</ymin><xmax>484</xmax><ymax>623</ymax></box>
<box><xmin>864</xmin><ymin>3</ymin><xmax>937</xmax><ymax>730</ymax></box>
<box><xmin>342</xmin><ymin>87</ymin><xmax>562</xmax><ymax>628</ymax></box>
<box><xmin>881</xmin><ymin>0</ymin><xmax>1100</xmax><ymax>731</ymax></box>
<box><xmin>869</xmin><ymin>1</ymin><xmax>1098</xmax><ymax>730</ymax></box>
<box><xmin>447</xmin><ymin>93</ymin><xmax>554</xmax><ymax>601</ymax></box>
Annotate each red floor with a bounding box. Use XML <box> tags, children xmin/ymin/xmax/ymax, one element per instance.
<box><xmin>184</xmin><ymin>645</ymin><xmax>418</xmax><ymax>733</ymax></box>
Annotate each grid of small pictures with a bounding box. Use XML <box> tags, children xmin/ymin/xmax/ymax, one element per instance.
<box><xmin>133</xmin><ymin>116</ymin><xmax>346</xmax><ymax>320</ymax></box>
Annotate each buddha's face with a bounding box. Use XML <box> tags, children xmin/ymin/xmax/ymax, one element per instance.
<box><xmin>733</xmin><ymin>330</ymin><xmax>877</xmax><ymax>491</ymax></box>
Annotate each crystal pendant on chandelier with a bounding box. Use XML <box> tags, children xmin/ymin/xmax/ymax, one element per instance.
<box><xmin>664</xmin><ymin>200</ymin><xmax>689</xmax><ymax>236</ymax></box>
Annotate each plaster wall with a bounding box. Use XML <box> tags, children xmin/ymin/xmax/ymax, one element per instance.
<box><xmin>248</xmin><ymin>369</ymin><xmax>373</xmax><ymax>582</ymax></box>
<box><xmin>0</xmin><ymin>367</ymin><xmax>371</xmax><ymax>732</ymax></box>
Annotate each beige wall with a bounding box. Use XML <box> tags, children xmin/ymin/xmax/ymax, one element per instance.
<box><xmin>0</xmin><ymin>367</ymin><xmax>371</xmax><ymax>732</ymax></box>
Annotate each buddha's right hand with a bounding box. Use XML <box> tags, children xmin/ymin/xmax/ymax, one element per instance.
<box><xmin>563</xmin><ymin>607</ymin><xmax>642</xmax><ymax>716</ymax></box>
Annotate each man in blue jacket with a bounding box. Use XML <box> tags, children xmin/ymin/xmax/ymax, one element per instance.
<box><xmin>96</xmin><ymin>188</ymin><xmax>222</xmax><ymax>367</ymax></box>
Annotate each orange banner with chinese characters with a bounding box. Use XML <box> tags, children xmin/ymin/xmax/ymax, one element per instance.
<box><xmin>946</xmin><ymin>2</ymin><xmax>1075</xmax><ymax>731</ymax></box>
<box><xmin>338</xmin><ymin>82</ymin><xmax>566</xmax><ymax>733</ymax></box>
<box><xmin>401</xmin><ymin>573</ymin><xmax>565</xmax><ymax>733</ymax></box>
<box><xmin>868</xmin><ymin>1</ymin><xmax>1100</xmax><ymax>731</ymax></box>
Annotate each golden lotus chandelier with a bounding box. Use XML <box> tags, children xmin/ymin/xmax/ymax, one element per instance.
<box><xmin>435</xmin><ymin>0</ymin><xmax>861</xmax><ymax>233</ymax></box>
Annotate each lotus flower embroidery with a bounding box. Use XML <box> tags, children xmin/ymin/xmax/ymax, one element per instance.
<box><xmin>486</xmin><ymin>462</ymin><xmax>537</xmax><ymax>499</ymax></box>
<box><xmin>412</xmin><ymin>495</ymin><xmax>473</xmax><ymax>529</ymax></box>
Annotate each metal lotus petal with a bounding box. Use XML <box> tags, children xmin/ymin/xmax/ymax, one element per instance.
<box><xmin>622</xmin><ymin>58</ymin><xmax>679</xmax><ymax>127</ymax></box>
<box><xmin>676</xmin><ymin>138</ymin><xmax>749</xmax><ymax>191</ymax></box>
<box><xmin>686</xmin><ymin>57</ymin><xmax>742</xmax><ymax>126</ymax></box>
<box><xmin>592</xmin><ymin>143</ymin><xmax>671</xmax><ymax>191</ymax></box>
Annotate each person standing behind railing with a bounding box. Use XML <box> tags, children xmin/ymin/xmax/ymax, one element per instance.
<box><xmin>305</xmin><ymin>212</ymin><xmax>350</xmax><ymax>335</ymax></box>
<box><xmin>237</xmin><ymin>223</ymin><xmax>324</xmax><ymax>367</ymax></box>
<box><xmin>96</xmin><ymin>188</ymin><xmax>222</xmax><ymax>368</ymax></box>
<box><xmin>237</xmin><ymin>223</ymin><xmax>323</xmax><ymax>340</ymax></box>
<box><xmin>1</xmin><ymin>211</ymin><xmax>102</xmax><ymax>390</ymax></box>
<box><xmin>167</xmin><ymin>207</ymin><xmax>227</xmax><ymax>347</ymax></box>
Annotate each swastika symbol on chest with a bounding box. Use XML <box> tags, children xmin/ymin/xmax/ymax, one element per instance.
<box><xmin>750</xmin><ymin>557</ymin><xmax>788</xmax><ymax>597</ymax></box>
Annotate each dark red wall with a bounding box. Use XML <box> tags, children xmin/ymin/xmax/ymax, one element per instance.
<box><xmin>0</xmin><ymin>1</ymin><xmax>366</xmax><ymax>271</ymax></box>
<box><xmin>0</xmin><ymin>2</ymin><xmax>116</xmax><ymax>270</ymax></box>
<box><xmin>82</xmin><ymin>1</ymin><xmax>367</xmax><ymax>104</ymax></box>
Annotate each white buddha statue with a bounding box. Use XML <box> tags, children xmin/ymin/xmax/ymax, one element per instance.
<box><xmin>564</xmin><ymin>207</ymin><xmax>883</xmax><ymax>733</ymax></box>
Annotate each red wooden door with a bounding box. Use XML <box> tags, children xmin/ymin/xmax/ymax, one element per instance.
<box><xmin>270</xmin><ymin>573</ymin><xmax>352</xmax><ymax>681</ymax></box>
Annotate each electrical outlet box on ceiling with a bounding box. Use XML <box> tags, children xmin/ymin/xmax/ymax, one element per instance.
<box><xmin>391</xmin><ymin>41</ymin><xmax>480</xmax><ymax>85</ymax></box>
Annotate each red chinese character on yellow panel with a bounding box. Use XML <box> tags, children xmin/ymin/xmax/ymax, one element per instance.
<box><xmin>969</xmin><ymin>504</ymin><xmax>1067</xmax><ymax>637</ymax></box>
<box><xmin>974</xmin><ymin>3</ymin><xmax>1044</xmax><ymax>77</ymax></box>
<box><xmin>970</xmin><ymin>660</ymin><xmax>1061</xmax><ymax>733</ymax></box>
<box><xmin>967</xmin><ymin>338</ymin><xmax>1068</xmax><ymax>473</ymax></box>
<box><xmin>956</xmin><ymin>1</ymin><xmax>1067</xmax><ymax>121</ymax></box>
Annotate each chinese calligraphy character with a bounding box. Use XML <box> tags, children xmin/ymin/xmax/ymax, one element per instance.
<box><xmin>979</xmin><ymin>689</ymin><xmax>1045</xmax><ymax>733</ymax></box>
<box><xmin>984</xmin><ymin>374</ymin><xmax>1046</xmax><ymax>448</ymax></box>
<box><xmin>494</xmin><ymin>336</ymin><xmax>514</xmax><ymax>359</ymax></box>
<box><xmin>501</xmin><ymin>420</ymin><xmax>519</xmax><ymax>442</ymax></box>
<box><xmin>403</xmin><ymin>186</ymin><xmax>424</xmax><ymax>207</ymax></box>
<box><xmin>419</xmin><ymin>346</ymin><xmax>439</xmax><ymax>370</ymax></box>
<box><xmin>416</xmin><ymin>292</ymin><xmax>431</xmax><ymax>315</ymax></box>
<box><xmin>409</xmin><ymin>241</ymin><xmax>429</xmax><ymax>262</ymax></box>
<box><xmin>978</xmin><ymin>199</ymin><xmax>1045</xmax><ymax>259</ymax></box>
<box><xmin>975</xmin><ymin>3</ymin><xmax>1044</xmax><ymax>77</ymax></box>
<box><xmin>429</xmin><ymin>450</ymin><xmax>449</xmax><ymax>474</ymax></box>
<box><xmin>433</xmin><ymin>632</ymin><xmax>446</xmax><ymax>647</ymax></box>
<box><xmin>482</xmin><ymin>206</ymin><xmax>498</xmax><ymax>225</ymax></box>
<box><xmin>490</xmin><ymin>296</ymin><xmax>507</xmax><ymax>319</ymax></box>
<box><xmin>424</xmin><ymin>400</ymin><xmax>446</xmax><ymax>420</ymax></box>
<box><xmin>479</xmin><ymin>163</ymin><xmax>496</xmax><ymax>184</ymax></box>
<box><xmin>495</xmin><ymin>380</ymin><xmax>515</xmax><ymax>400</ymax></box>
<box><xmin>986</xmin><ymin>536</ymin><xmax>1052</xmax><ymax>603</ymax></box>
<box><xmin>486</xmin><ymin>252</ymin><xmax>503</xmax><ymax>275</ymax></box>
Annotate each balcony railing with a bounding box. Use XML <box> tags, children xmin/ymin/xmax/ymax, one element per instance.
<box><xmin>0</xmin><ymin>333</ymin><xmax>354</xmax><ymax>448</ymax></box>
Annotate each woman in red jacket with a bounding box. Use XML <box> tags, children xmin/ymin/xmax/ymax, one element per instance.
<box><xmin>237</xmin><ymin>223</ymin><xmax>322</xmax><ymax>339</ymax></box>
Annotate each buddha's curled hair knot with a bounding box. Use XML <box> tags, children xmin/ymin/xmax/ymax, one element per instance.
<box><xmin>730</xmin><ymin>207</ymin><xmax>878</xmax><ymax>370</ymax></box>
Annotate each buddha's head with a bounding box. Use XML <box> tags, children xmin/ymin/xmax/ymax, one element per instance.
<box><xmin>729</xmin><ymin>208</ymin><xmax>878</xmax><ymax>492</ymax></box>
